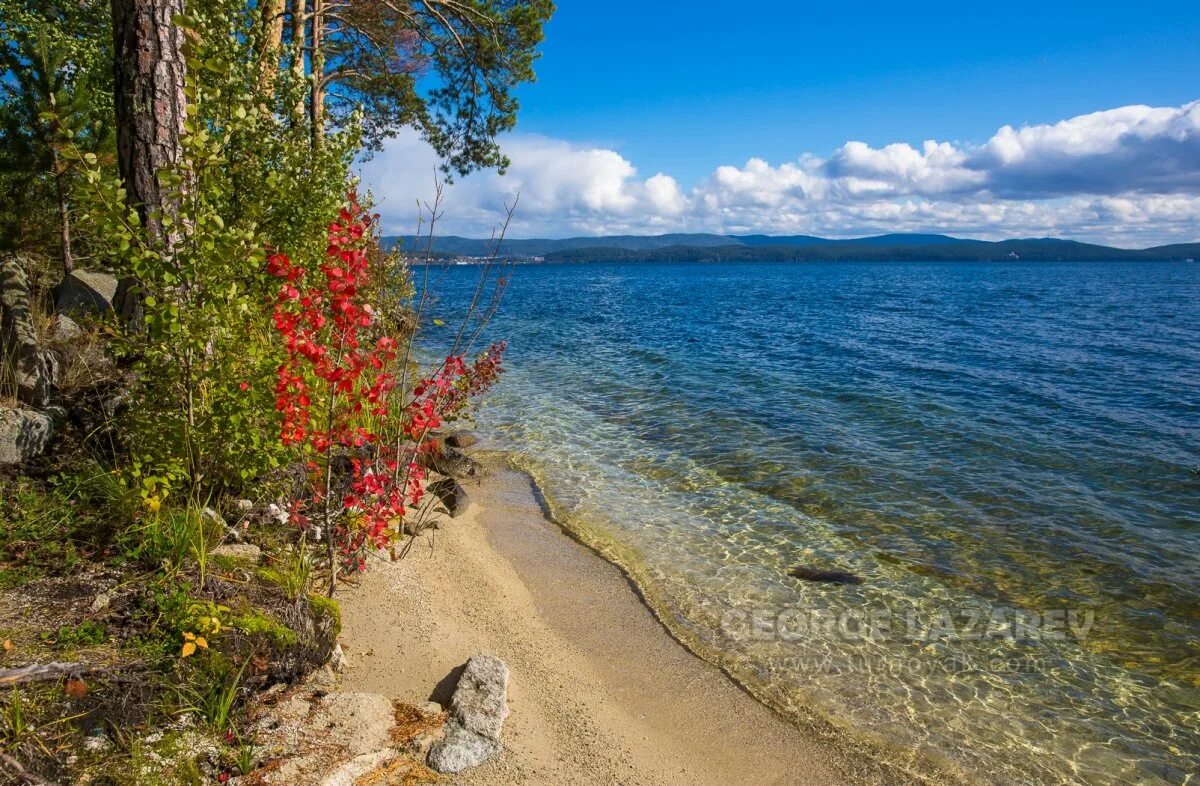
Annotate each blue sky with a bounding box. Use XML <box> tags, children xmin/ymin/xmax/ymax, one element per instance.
<box><xmin>361</xmin><ymin>1</ymin><xmax>1200</xmax><ymax>244</ymax></box>
<box><xmin>517</xmin><ymin>1</ymin><xmax>1200</xmax><ymax>184</ymax></box>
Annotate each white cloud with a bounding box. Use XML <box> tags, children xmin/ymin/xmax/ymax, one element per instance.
<box><xmin>359</xmin><ymin>100</ymin><xmax>1200</xmax><ymax>246</ymax></box>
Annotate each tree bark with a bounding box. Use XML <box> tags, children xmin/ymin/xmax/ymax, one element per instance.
<box><xmin>51</xmin><ymin>147</ymin><xmax>74</xmax><ymax>277</ymax></box>
<box><xmin>290</xmin><ymin>0</ymin><xmax>306</xmax><ymax>119</ymax></box>
<box><xmin>256</xmin><ymin>0</ymin><xmax>286</xmax><ymax>90</ymax></box>
<box><xmin>110</xmin><ymin>0</ymin><xmax>186</xmax><ymax>251</ymax></box>
<box><xmin>309</xmin><ymin>0</ymin><xmax>324</xmax><ymax>147</ymax></box>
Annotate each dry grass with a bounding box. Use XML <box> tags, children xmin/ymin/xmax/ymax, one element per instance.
<box><xmin>354</xmin><ymin>755</ymin><xmax>443</xmax><ymax>786</ymax></box>
<box><xmin>389</xmin><ymin>702</ymin><xmax>446</xmax><ymax>747</ymax></box>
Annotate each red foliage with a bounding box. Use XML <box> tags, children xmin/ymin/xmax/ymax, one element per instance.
<box><xmin>268</xmin><ymin>193</ymin><xmax>505</xmax><ymax>573</ymax></box>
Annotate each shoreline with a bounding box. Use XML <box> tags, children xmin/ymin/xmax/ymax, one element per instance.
<box><xmin>335</xmin><ymin>451</ymin><xmax>926</xmax><ymax>785</ymax></box>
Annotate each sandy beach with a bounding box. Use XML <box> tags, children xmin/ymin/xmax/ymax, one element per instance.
<box><xmin>334</xmin><ymin>453</ymin><xmax>906</xmax><ymax>785</ymax></box>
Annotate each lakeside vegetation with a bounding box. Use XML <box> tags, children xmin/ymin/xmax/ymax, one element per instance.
<box><xmin>0</xmin><ymin>0</ymin><xmax>550</xmax><ymax>781</ymax></box>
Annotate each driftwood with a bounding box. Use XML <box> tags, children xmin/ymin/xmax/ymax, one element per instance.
<box><xmin>0</xmin><ymin>752</ymin><xmax>56</xmax><ymax>785</ymax></box>
<box><xmin>0</xmin><ymin>661</ymin><xmax>102</xmax><ymax>686</ymax></box>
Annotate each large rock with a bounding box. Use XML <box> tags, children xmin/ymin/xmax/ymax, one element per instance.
<box><xmin>429</xmin><ymin>477</ymin><xmax>470</xmax><ymax>518</ymax></box>
<box><xmin>55</xmin><ymin>269</ymin><xmax>119</xmax><ymax>315</ymax></box>
<box><xmin>427</xmin><ymin>655</ymin><xmax>510</xmax><ymax>773</ymax></box>
<box><xmin>0</xmin><ymin>407</ymin><xmax>55</xmax><ymax>466</ymax></box>
<box><xmin>426</xmin><ymin>445</ymin><xmax>482</xmax><ymax>480</ymax></box>
<box><xmin>1</xmin><ymin>254</ymin><xmax>55</xmax><ymax>406</ymax></box>
<box><xmin>249</xmin><ymin>691</ymin><xmax>402</xmax><ymax>785</ymax></box>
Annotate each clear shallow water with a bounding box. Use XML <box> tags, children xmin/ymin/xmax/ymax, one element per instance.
<box><xmin>426</xmin><ymin>260</ymin><xmax>1200</xmax><ymax>785</ymax></box>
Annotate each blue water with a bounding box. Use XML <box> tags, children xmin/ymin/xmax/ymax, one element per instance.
<box><xmin>426</xmin><ymin>260</ymin><xmax>1200</xmax><ymax>785</ymax></box>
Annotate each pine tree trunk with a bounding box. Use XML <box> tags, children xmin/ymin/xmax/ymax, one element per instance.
<box><xmin>309</xmin><ymin>0</ymin><xmax>323</xmax><ymax>147</ymax></box>
<box><xmin>257</xmin><ymin>0</ymin><xmax>286</xmax><ymax>90</ymax></box>
<box><xmin>290</xmin><ymin>0</ymin><xmax>306</xmax><ymax>120</ymax></box>
<box><xmin>111</xmin><ymin>0</ymin><xmax>186</xmax><ymax>251</ymax></box>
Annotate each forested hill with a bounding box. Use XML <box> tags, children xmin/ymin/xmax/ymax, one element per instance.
<box><xmin>382</xmin><ymin>233</ymin><xmax>1200</xmax><ymax>262</ymax></box>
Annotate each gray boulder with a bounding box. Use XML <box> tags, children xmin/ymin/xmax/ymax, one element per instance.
<box><xmin>427</xmin><ymin>655</ymin><xmax>510</xmax><ymax>773</ymax></box>
<box><xmin>429</xmin><ymin>477</ymin><xmax>470</xmax><ymax>518</ymax></box>
<box><xmin>0</xmin><ymin>407</ymin><xmax>55</xmax><ymax>466</ymax></box>
<box><xmin>1</xmin><ymin>254</ymin><xmax>56</xmax><ymax>406</ymax></box>
<box><xmin>49</xmin><ymin>314</ymin><xmax>82</xmax><ymax>343</ymax></box>
<box><xmin>55</xmin><ymin>269</ymin><xmax>119</xmax><ymax>315</ymax></box>
<box><xmin>428</xmin><ymin>445</ymin><xmax>481</xmax><ymax>479</ymax></box>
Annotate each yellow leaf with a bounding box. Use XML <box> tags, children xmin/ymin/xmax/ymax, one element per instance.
<box><xmin>183</xmin><ymin>631</ymin><xmax>196</xmax><ymax>641</ymax></box>
<box><xmin>2</xmin><ymin>639</ymin><xmax>12</xmax><ymax>652</ymax></box>
<box><xmin>181</xmin><ymin>642</ymin><xmax>197</xmax><ymax>658</ymax></box>
<box><xmin>195</xmin><ymin>637</ymin><xmax>208</xmax><ymax>650</ymax></box>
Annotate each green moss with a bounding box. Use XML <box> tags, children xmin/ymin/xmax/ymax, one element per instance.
<box><xmin>307</xmin><ymin>593</ymin><xmax>341</xmax><ymax>637</ymax></box>
<box><xmin>230</xmin><ymin>609</ymin><xmax>298</xmax><ymax>648</ymax></box>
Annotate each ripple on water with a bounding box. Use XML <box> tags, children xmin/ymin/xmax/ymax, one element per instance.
<box><xmin>427</xmin><ymin>260</ymin><xmax>1200</xmax><ymax>785</ymax></box>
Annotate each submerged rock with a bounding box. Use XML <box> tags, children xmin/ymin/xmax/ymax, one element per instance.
<box><xmin>445</xmin><ymin>431</ymin><xmax>478</xmax><ymax>448</ymax></box>
<box><xmin>427</xmin><ymin>655</ymin><xmax>510</xmax><ymax>773</ymax></box>
<box><xmin>789</xmin><ymin>565</ymin><xmax>865</xmax><ymax>585</ymax></box>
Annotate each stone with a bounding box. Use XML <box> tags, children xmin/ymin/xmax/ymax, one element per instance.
<box><xmin>90</xmin><ymin>591</ymin><xmax>113</xmax><ymax>613</ymax></box>
<box><xmin>49</xmin><ymin>314</ymin><xmax>82</xmax><ymax>343</ymax></box>
<box><xmin>329</xmin><ymin>643</ymin><xmax>348</xmax><ymax>672</ymax></box>
<box><xmin>83</xmin><ymin>727</ymin><xmax>113</xmax><ymax>753</ymax></box>
<box><xmin>789</xmin><ymin>565</ymin><xmax>864</xmax><ymax>585</ymax></box>
<box><xmin>55</xmin><ymin>269</ymin><xmax>119</xmax><ymax>315</ymax></box>
<box><xmin>0</xmin><ymin>407</ymin><xmax>55</xmax><ymax>466</ymax></box>
<box><xmin>444</xmin><ymin>432</ymin><xmax>478</xmax><ymax>448</ymax></box>
<box><xmin>250</xmin><ymin>691</ymin><xmax>398</xmax><ymax>785</ymax></box>
<box><xmin>1</xmin><ymin>254</ymin><xmax>55</xmax><ymax>406</ymax></box>
<box><xmin>428</xmin><ymin>445</ymin><xmax>481</xmax><ymax>480</ymax></box>
<box><xmin>209</xmin><ymin>543</ymin><xmax>263</xmax><ymax>564</ymax></box>
<box><xmin>427</xmin><ymin>655</ymin><xmax>510</xmax><ymax>773</ymax></box>
<box><xmin>429</xmin><ymin>477</ymin><xmax>469</xmax><ymax>518</ymax></box>
<box><xmin>266</xmin><ymin>502</ymin><xmax>290</xmax><ymax>526</ymax></box>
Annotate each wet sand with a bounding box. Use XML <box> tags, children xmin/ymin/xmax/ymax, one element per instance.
<box><xmin>336</xmin><ymin>454</ymin><xmax>896</xmax><ymax>785</ymax></box>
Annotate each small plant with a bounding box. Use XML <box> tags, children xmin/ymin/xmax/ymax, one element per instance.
<box><xmin>256</xmin><ymin>543</ymin><xmax>312</xmax><ymax>602</ymax></box>
<box><xmin>179</xmin><ymin>601</ymin><xmax>225</xmax><ymax>658</ymax></box>
<box><xmin>177</xmin><ymin>657</ymin><xmax>249</xmax><ymax>732</ymax></box>
<box><xmin>41</xmin><ymin>620</ymin><xmax>107</xmax><ymax>650</ymax></box>
<box><xmin>1</xmin><ymin>688</ymin><xmax>30</xmax><ymax>746</ymax></box>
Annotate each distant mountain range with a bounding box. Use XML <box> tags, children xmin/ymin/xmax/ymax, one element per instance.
<box><xmin>382</xmin><ymin>233</ymin><xmax>1200</xmax><ymax>262</ymax></box>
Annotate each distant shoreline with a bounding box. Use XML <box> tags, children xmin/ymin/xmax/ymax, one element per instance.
<box><xmin>387</xmin><ymin>231</ymin><xmax>1199</xmax><ymax>264</ymax></box>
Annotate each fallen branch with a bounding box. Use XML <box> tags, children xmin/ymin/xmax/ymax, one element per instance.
<box><xmin>0</xmin><ymin>661</ymin><xmax>107</xmax><ymax>686</ymax></box>
<box><xmin>0</xmin><ymin>752</ymin><xmax>56</xmax><ymax>786</ymax></box>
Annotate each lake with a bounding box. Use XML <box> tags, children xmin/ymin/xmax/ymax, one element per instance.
<box><xmin>427</xmin><ymin>259</ymin><xmax>1200</xmax><ymax>785</ymax></box>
